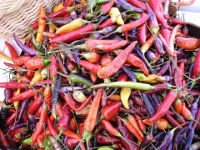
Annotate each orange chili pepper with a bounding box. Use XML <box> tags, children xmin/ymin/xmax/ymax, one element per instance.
<box><xmin>36</xmin><ymin>7</ymin><xmax>46</xmax><ymax>43</ymax></box>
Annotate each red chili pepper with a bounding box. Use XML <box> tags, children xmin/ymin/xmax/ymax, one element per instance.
<box><xmin>138</xmin><ymin>24</ymin><xmax>147</xmax><ymax>44</ymax></box>
<box><xmin>100</xmin><ymin>1</ymin><xmax>115</xmax><ymax>14</ymax></box>
<box><xmin>71</xmin><ymin>58</ymin><xmax>101</xmax><ymax>74</ymax></box>
<box><xmin>82</xmin><ymin>52</ymin><xmax>101</xmax><ymax>63</ymax></box>
<box><xmin>127</xmin><ymin>0</ymin><xmax>146</xmax><ymax>10</ymax></box>
<box><xmin>3</xmin><ymin>62</ymin><xmax>21</xmax><ymax>71</ymax></box>
<box><xmin>166</xmin><ymin>114</ymin><xmax>180</xmax><ymax>128</ymax></box>
<box><xmin>37</xmin><ymin>129</ymin><xmax>51</xmax><ymax>148</ymax></box>
<box><xmin>67</xmin><ymin>0</ymin><xmax>74</xmax><ymax>6</ymax></box>
<box><xmin>5</xmin><ymin>41</ymin><xmax>18</xmax><ymax>58</ymax></box>
<box><xmin>96</xmin><ymin>133</ymin><xmax>120</xmax><ymax>144</ymax></box>
<box><xmin>176</xmin><ymin>37</ymin><xmax>200</xmax><ymax>50</ymax></box>
<box><xmin>98</xmin><ymin>18</ymin><xmax>114</xmax><ymax>29</ymax></box>
<box><xmin>56</xmin><ymin>102</ymin><xmax>64</xmax><ymax>117</ymax></box>
<box><xmin>101</xmin><ymin>101</ymin><xmax>122</xmax><ymax>120</ymax></box>
<box><xmin>132</xmin><ymin>96</ymin><xmax>143</xmax><ymax>106</ymax></box>
<box><xmin>65</xmin><ymin>137</ymin><xmax>79</xmax><ymax>148</ymax></box>
<box><xmin>0</xmin><ymin>82</ymin><xmax>26</xmax><ymax>89</ymax></box>
<box><xmin>63</xmin><ymin>130</ymin><xmax>82</xmax><ymax>141</ymax></box>
<box><xmin>50</xmin><ymin>55</ymin><xmax>58</xmax><ymax>81</ymax></box>
<box><xmin>121</xmin><ymin>118</ymin><xmax>143</xmax><ymax>143</ymax></box>
<box><xmin>193</xmin><ymin>49</ymin><xmax>200</xmax><ymax>76</ymax></box>
<box><xmin>149</xmin><ymin>0</ymin><xmax>170</xmax><ymax>28</ymax></box>
<box><xmin>174</xmin><ymin>99</ymin><xmax>183</xmax><ymax>114</ymax></box>
<box><xmin>127</xmin><ymin>114</ymin><xmax>143</xmax><ymax>138</ymax></box>
<box><xmin>181</xmin><ymin>102</ymin><xmax>193</xmax><ymax>120</ymax></box>
<box><xmin>117</xmin><ymin>73</ymin><xmax>128</xmax><ymax>81</ymax></box>
<box><xmin>60</xmin><ymin>93</ymin><xmax>92</xmax><ymax>111</ymax></box>
<box><xmin>6</xmin><ymin>112</ymin><xmax>17</xmax><ymax>125</ymax></box>
<box><xmin>95</xmin><ymin>40</ymin><xmax>128</xmax><ymax>52</ymax></box>
<box><xmin>0</xmin><ymin>129</ymin><xmax>10</xmax><ymax>147</ymax></box>
<box><xmin>31</xmin><ymin>21</ymin><xmax>38</xmax><ymax>30</ymax></box>
<box><xmin>84</xmin><ymin>88</ymin><xmax>103</xmax><ymax>138</ymax></box>
<box><xmin>100</xmin><ymin>53</ymin><xmax>113</xmax><ymax>67</ymax></box>
<box><xmin>26</xmin><ymin>71</ymin><xmax>34</xmax><ymax>79</ymax></box>
<box><xmin>148</xmin><ymin>90</ymin><xmax>177</xmax><ymax>123</ymax></box>
<box><xmin>134</xmin><ymin>114</ymin><xmax>146</xmax><ymax>133</ymax></box>
<box><xmin>44</xmin><ymin>86</ymin><xmax>52</xmax><ymax>110</ymax></box>
<box><xmin>82</xmin><ymin>39</ymin><xmax>119</xmax><ymax>51</ymax></box>
<box><xmin>8</xmin><ymin>89</ymin><xmax>36</xmax><ymax>102</ymax></box>
<box><xmin>57</xmin><ymin>105</ymin><xmax>72</xmax><ymax>131</ymax></box>
<box><xmin>160</xmin><ymin>28</ymin><xmax>171</xmax><ymax>46</ymax></box>
<box><xmin>116</xmin><ymin>13</ymin><xmax>149</xmax><ymax>33</ymax></box>
<box><xmin>12</xmin><ymin>55</ymin><xmax>31</xmax><ymax>66</ymax></box>
<box><xmin>27</xmin><ymin>95</ymin><xmax>43</xmax><ymax>115</ymax></box>
<box><xmin>101</xmin><ymin>120</ymin><xmax>122</xmax><ymax>137</ymax></box>
<box><xmin>127</xmin><ymin>53</ymin><xmax>149</xmax><ymax>75</ymax></box>
<box><xmin>51</xmin><ymin>23</ymin><xmax>96</xmax><ymax>43</ymax></box>
<box><xmin>24</xmin><ymin>56</ymin><xmax>48</xmax><ymax>71</ymax></box>
<box><xmin>31</xmin><ymin>103</ymin><xmax>47</xmax><ymax>146</ymax></box>
<box><xmin>174</xmin><ymin>62</ymin><xmax>184</xmax><ymax>98</ymax></box>
<box><xmin>47</xmin><ymin>117</ymin><xmax>58</xmax><ymax>136</ymax></box>
<box><xmin>47</xmin><ymin>7</ymin><xmax>70</xmax><ymax>18</ymax></box>
<box><xmin>69</xmin><ymin>117</ymin><xmax>77</xmax><ymax>131</ymax></box>
<box><xmin>97</xmin><ymin>41</ymin><xmax>137</xmax><ymax>78</ymax></box>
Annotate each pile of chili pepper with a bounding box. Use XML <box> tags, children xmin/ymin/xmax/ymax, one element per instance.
<box><xmin>0</xmin><ymin>0</ymin><xmax>200</xmax><ymax>149</ymax></box>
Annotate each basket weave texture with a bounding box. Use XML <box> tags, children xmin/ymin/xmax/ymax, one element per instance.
<box><xmin>0</xmin><ymin>0</ymin><xmax>62</xmax><ymax>38</ymax></box>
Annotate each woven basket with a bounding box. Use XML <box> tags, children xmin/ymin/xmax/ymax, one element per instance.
<box><xmin>0</xmin><ymin>0</ymin><xmax>62</xmax><ymax>38</ymax></box>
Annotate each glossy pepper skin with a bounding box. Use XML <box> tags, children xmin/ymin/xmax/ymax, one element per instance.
<box><xmin>193</xmin><ymin>49</ymin><xmax>200</xmax><ymax>77</ymax></box>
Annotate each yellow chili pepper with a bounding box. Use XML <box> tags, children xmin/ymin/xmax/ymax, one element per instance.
<box><xmin>134</xmin><ymin>72</ymin><xmax>165</xmax><ymax>83</ymax></box>
<box><xmin>29</xmin><ymin>70</ymin><xmax>42</xmax><ymax>87</ymax></box>
<box><xmin>120</xmin><ymin>87</ymin><xmax>131</xmax><ymax>109</ymax></box>
<box><xmin>14</xmin><ymin>89</ymin><xmax>20</xmax><ymax>109</ymax></box>
<box><xmin>0</xmin><ymin>52</ymin><xmax>12</xmax><ymax>62</ymax></box>
<box><xmin>109</xmin><ymin>7</ymin><xmax>124</xmax><ymax>25</ymax></box>
<box><xmin>56</xmin><ymin>18</ymin><xmax>88</xmax><ymax>35</ymax></box>
<box><xmin>53</xmin><ymin>3</ymin><xmax>64</xmax><ymax>12</ymax></box>
<box><xmin>36</xmin><ymin>7</ymin><xmax>46</xmax><ymax>43</ymax></box>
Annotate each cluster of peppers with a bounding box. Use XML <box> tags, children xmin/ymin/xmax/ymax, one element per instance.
<box><xmin>0</xmin><ymin>0</ymin><xmax>200</xmax><ymax>149</ymax></box>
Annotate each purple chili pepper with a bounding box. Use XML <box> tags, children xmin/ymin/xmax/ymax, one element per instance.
<box><xmin>166</xmin><ymin>142</ymin><xmax>173</xmax><ymax>150</ymax></box>
<box><xmin>140</xmin><ymin>134</ymin><xmax>154</xmax><ymax>149</ymax></box>
<box><xmin>142</xmin><ymin>93</ymin><xmax>156</xmax><ymax>116</ymax></box>
<box><xmin>28</xmin><ymin>114</ymin><xmax>37</xmax><ymax>125</ymax></box>
<box><xmin>57</xmin><ymin>54</ymin><xmax>68</xmax><ymax>75</ymax></box>
<box><xmin>72</xmin><ymin>48</ymin><xmax>80</xmax><ymax>64</ymax></box>
<box><xmin>122</xmin><ymin>66</ymin><xmax>136</xmax><ymax>81</ymax></box>
<box><xmin>151</xmin><ymin>94</ymin><xmax>160</xmax><ymax>108</ymax></box>
<box><xmin>10</xmin><ymin>122</ymin><xmax>27</xmax><ymax>130</ymax></box>
<box><xmin>117</xmin><ymin>0</ymin><xmax>143</xmax><ymax>12</ymax></box>
<box><xmin>185</xmin><ymin>128</ymin><xmax>194</xmax><ymax>150</ymax></box>
<box><xmin>188</xmin><ymin>63</ymin><xmax>194</xmax><ymax>79</ymax></box>
<box><xmin>52</xmin><ymin>17</ymin><xmax>73</xmax><ymax>26</ymax></box>
<box><xmin>13</xmin><ymin>34</ymin><xmax>38</xmax><ymax>56</ymax></box>
<box><xmin>145</xmin><ymin>50</ymin><xmax>156</xmax><ymax>63</ymax></box>
<box><xmin>158</xmin><ymin>61</ymin><xmax>170</xmax><ymax>76</ymax></box>
<box><xmin>174</xmin><ymin>126</ymin><xmax>189</xmax><ymax>144</ymax></box>
<box><xmin>99</xmin><ymin>25</ymin><xmax>118</xmax><ymax>35</ymax></box>
<box><xmin>154</xmin><ymin>37</ymin><xmax>165</xmax><ymax>55</ymax></box>
<box><xmin>60</xmin><ymin>86</ymin><xmax>84</xmax><ymax>92</ymax></box>
<box><xmin>92</xmin><ymin>33</ymin><xmax>102</xmax><ymax>39</ymax></box>
<box><xmin>79</xmin><ymin>7</ymin><xmax>87</xmax><ymax>18</ymax></box>
<box><xmin>17</xmin><ymin>99</ymin><xmax>30</xmax><ymax>121</ymax></box>
<box><xmin>71</xmin><ymin>11</ymin><xmax>78</xmax><ymax>19</ymax></box>
<box><xmin>52</xmin><ymin>75</ymin><xmax>61</xmax><ymax>118</ymax></box>
<box><xmin>163</xmin><ymin>75</ymin><xmax>172</xmax><ymax>82</ymax></box>
<box><xmin>188</xmin><ymin>99</ymin><xmax>199</xmax><ymax>127</ymax></box>
<box><xmin>4</xmin><ymin>89</ymin><xmax>13</xmax><ymax>104</ymax></box>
